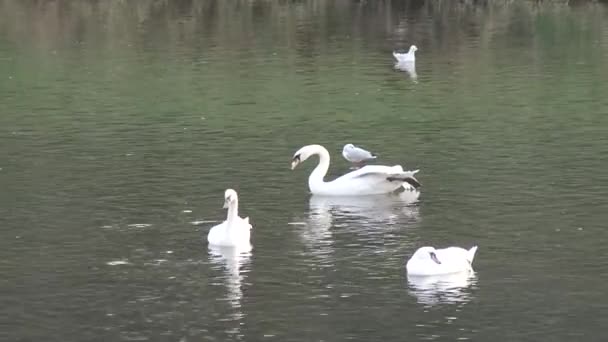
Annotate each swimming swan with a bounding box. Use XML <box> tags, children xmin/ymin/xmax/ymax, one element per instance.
<box><xmin>406</xmin><ymin>245</ymin><xmax>478</xmax><ymax>276</ymax></box>
<box><xmin>207</xmin><ymin>189</ymin><xmax>252</xmax><ymax>247</ymax></box>
<box><xmin>291</xmin><ymin>144</ymin><xmax>421</xmax><ymax>196</ymax></box>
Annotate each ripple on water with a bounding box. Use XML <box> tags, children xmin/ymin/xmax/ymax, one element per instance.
<box><xmin>126</xmin><ymin>223</ymin><xmax>152</xmax><ymax>229</ymax></box>
<box><xmin>191</xmin><ymin>220</ymin><xmax>218</xmax><ymax>225</ymax></box>
<box><xmin>106</xmin><ymin>260</ymin><xmax>130</xmax><ymax>266</ymax></box>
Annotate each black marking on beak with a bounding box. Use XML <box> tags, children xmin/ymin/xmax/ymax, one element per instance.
<box><xmin>292</xmin><ymin>154</ymin><xmax>301</xmax><ymax>162</ymax></box>
<box><xmin>429</xmin><ymin>252</ymin><xmax>441</xmax><ymax>264</ymax></box>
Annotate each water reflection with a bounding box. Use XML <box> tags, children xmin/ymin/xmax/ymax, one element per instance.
<box><xmin>298</xmin><ymin>198</ymin><xmax>335</xmax><ymax>264</ymax></box>
<box><xmin>407</xmin><ymin>272</ymin><xmax>477</xmax><ymax>307</ymax></box>
<box><xmin>208</xmin><ymin>244</ymin><xmax>252</xmax><ymax>314</ymax></box>
<box><xmin>309</xmin><ymin>190</ymin><xmax>420</xmax><ymax>224</ymax></box>
<box><xmin>394</xmin><ymin>61</ymin><xmax>418</xmax><ymax>83</ymax></box>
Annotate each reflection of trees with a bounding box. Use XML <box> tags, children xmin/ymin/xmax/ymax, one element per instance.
<box><xmin>1</xmin><ymin>1</ymin><xmax>606</xmax><ymax>55</ymax></box>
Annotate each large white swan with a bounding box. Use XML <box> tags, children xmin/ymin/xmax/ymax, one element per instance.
<box><xmin>406</xmin><ymin>245</ymin><xmax>478</xmax><ymax>276</ymax></box>
<box><xmin>291</xmin><ymin>144</ymin><xmax>421</xmax><ymax>196</ymax></box>
<box><xmin>207</xmin><ymin>189</ymin><xmax>252</xmax><ymax>247</ymax></box>
<box><xmin>393</xmin><ymin>45</ymin><xmax>418</xmax><ymax>63</ymax></box>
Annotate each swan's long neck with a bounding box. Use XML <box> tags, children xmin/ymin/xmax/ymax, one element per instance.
<box><xmin>226</xmin><ymin>199</ymin><xmax>239</xmax><ymax>228</ymax></box>
<box><xmin>308</xmin><ymin>146</ymin><xmax>331</xmax><ymax>191</ymax></box>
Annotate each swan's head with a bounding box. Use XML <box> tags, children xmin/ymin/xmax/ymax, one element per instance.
<box><xmin>223</xmin><ymin>189</ymin><xmax>238</xmax><ymax>209</ymax></box>
<box><xmin>409</xmin><ymin>45</ymin><xmax>418</xmax><ymax>53</ymax></box>
<box><xmin>291</xmin><ymin>145</ymin><xmax>319</xmax><ymax>170</ymax></box>
<box><xmin>411</xmin><ymin>246</ymin><xmax>441</xmax><ymax>265</ymax></box>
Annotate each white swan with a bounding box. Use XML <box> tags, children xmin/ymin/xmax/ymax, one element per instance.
<box><xmin>291</xmin><ymin>144</ymin><xmax>421</xmax><ymax>196</ymax></box>
<box><xmin>342</xmin><ymin>143</ymin><xmax>377</xmax><ymax>168</ymax></box>
<box><xmin>207</xmin><ymin>189</ymin><xmax>252</xmax><ymax>247</ymax></box>
<box><xmin>406</xmin><ymin>245</ymin><xmax>478</xmax><ymax>276</ymax></box>
<box><xmin>393</xmin><ymin>45</ymin><xmax>418</xmax><ymax>63</ymax></box>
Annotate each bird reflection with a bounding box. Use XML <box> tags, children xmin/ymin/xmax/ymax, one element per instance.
<box><xmin>299</xmin><ymin>199</ymin><xmax>335</xmax><ymax>263</ymax></box>
<box><xmin>208</xmin><ymin>244</ymin><xmax>252</xmax><ymax>317</ymax></box>
<box><xmin>394</xmin><ymin>61</ymin><xmax>418</xmax><ymax>83</ymax></box>
<box><xmin>297</xmin><ymin>191</ymin><xmax>420</xmax><ymax>264</ymax></box>
<box><xmin>309</xmin><ymin>190</ymin><xmax>420</xmax><ymax>225</ymax></box>
<box><xmin>407</xmin><ymin>271</ymin><xmax>477</xmax><ymax>307</ymax></box>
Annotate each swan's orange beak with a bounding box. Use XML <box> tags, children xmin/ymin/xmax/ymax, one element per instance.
<box><xmin>291</xmin><ymin>155</ymin><xmax>301</xmax><ymax>170</ymax></box>
<box><xmin>290</xmin><ymin>160</ymin><xmax>299</xmax><ymax>170</ymax></box>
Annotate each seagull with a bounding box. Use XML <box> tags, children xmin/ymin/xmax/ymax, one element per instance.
<box><xmin>342</xmin><ymin>143</ymin><xmax>377</xmax><ymax>169</ymax></box>
<box><xmin>393</xmin><ymin>45</ymin><xmax>418</xmax><ymax>63</ymax></box>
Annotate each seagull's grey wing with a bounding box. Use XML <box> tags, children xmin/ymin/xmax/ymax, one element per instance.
<box><xmin>347</xmin><ymin>146</ymin><xmax>376</xmax><ymax>162</ymax></box>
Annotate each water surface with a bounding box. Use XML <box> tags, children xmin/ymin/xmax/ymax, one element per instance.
<box><xmin>1</xmin><ymin>1</ymin><xmax>608</xmax><ymax>341</ymax></box>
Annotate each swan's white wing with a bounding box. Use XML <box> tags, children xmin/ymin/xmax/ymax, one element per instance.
<box><xmin>241</xmin><ymin>216</ymin><xmax>252</xmax><ymax>230</ymax></box>
<box><xmin>343</xmin><ymin>145</ymin><xmax>376</xmax><ymax>162</ymax></box>
<box><xmin>435</xmin><ymin>247</ymin><xmax>476</xmax><ymax>271</ymax></box>
<box><xmin>436</xmin><ymin>247</ymin><xmax>469</xmax><ymax>259</ymax></box>
<box><xmin>437</xmin><ymin>247</ymin><xmax>477</xmax><ymax>263</ymax></box>
<box><xmin>341</xmin><ymin>165</ymin><xmax>421</xmax><ymax>188</ymax></box>
<box><xmin>342</xmin><ymin>165</ymin><xmax>402</xmax><ymax>178</ymax></box>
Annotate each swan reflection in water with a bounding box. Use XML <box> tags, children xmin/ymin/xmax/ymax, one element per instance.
<box><xmin>297</xmin><ymin>191</ymin><xmax>421</xmax><ymax>260</ymax></box>
<box><xmin>309</xmin><ymin>190</ymin><xmax>420</xmax><ymax>225</ymax></box>
<box><xmin>394</xmin><ymin>61</ymin><xmax>418</xmax><ymax>83</ymax></box>
<box><xmin>208</xmin><ymin>244</ymin><xmax>252</xmax><ymax>316</ymax></box>
<box><xmin>407</xmin><ymin>271</ymin><xmax>477</xmax><ymax>307</ymax></box>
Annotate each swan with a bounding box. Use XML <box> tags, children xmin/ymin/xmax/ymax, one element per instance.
<box><xmin>406</xmin><ymin>245</ymin><xmax>478</xmax><ymax>276</ymax></box>
<box><xmin>342</xmin><ymin>143</ymin><xmax>377</xmax><ymax>168</ymax></box>
<box><xmin>207</xmin><ymin>189</ymin><xmax>252</xmax><ymax>247</ymax></box>
<box><xmin>393</xmin><ymin>45</ymin><xmax>418</xmax><ymax>63</ymax></box>
<box><xmin>291</xmin><ymin>144</ymin><xmax>421</xmax><ymax>196</ymax></box>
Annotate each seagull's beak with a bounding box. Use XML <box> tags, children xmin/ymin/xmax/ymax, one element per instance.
<box><xmin>430</xmin><ymin>252</ymin><xmax>441</xmax><ymax>265</ymax></box>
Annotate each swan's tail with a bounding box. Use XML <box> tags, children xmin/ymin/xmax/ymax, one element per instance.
<box><xmin>387</xmin><ymin>169</ymin><xmax>421</xmax><ymax>188</ymax></box>
<box><xmin>467</xmin><ymin>246</ymin><xmax>478</xmax><ymax>264</ymax></box>
<box><xmin>392</xmin><ymin>51</ymin><xmax>402</xmax><ymax>61</ymax></box>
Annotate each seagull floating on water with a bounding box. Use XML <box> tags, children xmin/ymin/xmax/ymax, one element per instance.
<box><xmin>393</xmin><ymin>45</ymin><xmax>418</xmax><ymax>63</ymax></box>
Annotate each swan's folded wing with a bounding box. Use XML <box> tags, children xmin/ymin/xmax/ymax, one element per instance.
<box><xmin>242</xmin><ymin>216</ymin><xmax>252</xmax><ymax>229</ymax></box>
<box><xmin>351</xmin><ymin>168</ymin><xmax>421</xmax><ymax>188</ymax></box>
<box><xmin>346</xmin><ymin>165</ymin><xmax>403</xmax><ymax>178</ymax></box>
<box><xmin>386</xmin><ymin>171</ymin><xmax>421</xmax><ymax>188</ymax></box>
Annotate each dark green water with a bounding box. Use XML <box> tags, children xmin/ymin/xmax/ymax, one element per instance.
<box><xmin>1</xmin><ymin>1</ymin><xmax>608</xmax><ymax>341</ymax></box>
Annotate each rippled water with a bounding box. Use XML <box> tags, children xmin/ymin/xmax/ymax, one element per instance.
<box><xmin>1</xmin><ymin>1</ymin><xmax>608</xmax><ymax>341</ymax></box>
